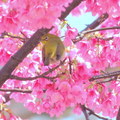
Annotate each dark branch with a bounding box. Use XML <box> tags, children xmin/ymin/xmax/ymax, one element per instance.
<box><xmin>0</xmin><ymin>0</ymin><xmax>83</xmax><ymax>87</ymax></box>
<box><xmin>117</xmin><ymin>107</ymin><xmax>120</xmax><ymax>120</ymax></box>
<box><xmin>73</xmin><ymin>26</ymin><xmax>120</xmax><ymax>43</ymax></box>
<box><xmin>73</xmin><ymin>13</ymin><xmax>109</xmax><ymax>43</ymax></box>
<box><xmin>89</xmin><ymin>70</ymin><xmax>120</xmax><ymax>81</ymax></box>
<box><xmin>82</xmin><ymin>26</ymin><xmax>120</xmax><ymax>36</ymax></box>
<box><xmin>85</xmin><ymin>107</ymin><xmax>111</xmax><ymax>120</ymax></box>
<box><xmin>0</xmin><ymin>88</ymin><xmax>32</xmax><ymax>93</ymax></box>
<box><xmin>96</xmin><ymin>37</ymin><xmax>114</xmax><ymax>41</ymax></box>
<box><xmin>41</xmin><ymin>58</ymin><xmax>66</xmax><ymax>76</ymax></box>
<box><xmin>0</xmin><ymin>28</ymin><xmax>51</xmax><ymax>87</ymax></box>
<box><xmin>0</xmin><ymin>31</ymin><xmax>25</xmax><ymax>40</ymax></box>
<box><xmin>20</xmin><ymin>31</ymin><xmax>28</xmax><ymax>39</ymax></box>
<box><xmin>59</xmin><ymin>0</ymin><xmax>84</xmax><ymax>20</ymax></box>
<box><xmin>80</xmin><ymin>104</ymin><xmax>90</xmax><ymax>120</ymax></box>
<box><xmin>3</xmin><ymin>93</ymin><xmax>11</xmax><ymax>103</ymax></box>
<box><xmin>10</xmin><ymin>59</ymin><xmax>66</xmax><ymax>81</ymax></box>
<box><xmin>96</xmin><ymin>77</ymin><xmax>117</xmax><ymax>84</ymax></box>
<box><xmin>82</xmin><ymin>13</ymin><xmax>109</xmax><ymax>31</ymax></box>
<box><xmin>10</xmin><ymin>74</ymin><xmax>57</xmax><ymax>81</ymax></box>
<box><xmin>68</xmin><ymin>57</ymin><xmax>72</xmax><ymax>74</ymax></box>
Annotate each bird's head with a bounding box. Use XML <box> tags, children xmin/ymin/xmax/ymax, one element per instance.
<box><xmin>41</xmin><ymin>33</ymin><xmax>58</xmax><ymax>44</ymax></box>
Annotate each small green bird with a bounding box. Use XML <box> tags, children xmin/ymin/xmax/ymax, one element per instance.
<box><xmin>41</xmin><ymin>33</ymin><xmax>65</xmax><ymax>66</ymax></box>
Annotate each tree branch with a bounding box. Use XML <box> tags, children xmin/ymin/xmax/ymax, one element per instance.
<box><xmin>96</xmin><ymin>37</ymin><xmax>114</xmax><ymax>41</ymax></box>
<box><xmin>82</xmin><ymin>13</ymin><xmax>109</xmax><ymax>31</ymax></box>
<box><xmin>3</xmin><ymin>93</ymin><xmax>11</xmax><ymax>103</ymax></box>
<box><xmin>0</xmin><ymin>31</ymin><xmax>28</xmax><ymax>43</ymax></box>
<box><xmin>59</xmin><ymin>0</ymin><xmax>84</xmax><ymax>20</ymax></box>
<box><xmin>0</xmin><ymin>31</ymin><xmax>25</xmax><ymax>40</ymax></box>
<box><xmin>96</xmin><ymin>77</ymin><xmax>117</xmax><ymax>84</ymax></box>
<box><xmin>10</xmin><ymin>74</ymin><xmax>57</xmax><ymax>81</ymax></box>
<box><xmin>68</xmin><ymin>57</ymin><xmax>72</xmax><ymax>74</ymax></box>
<box><xmin>117</xmin><ymin>106</ymin><xmax>120</xmax><ymax>120</ymax></box>
<box><xmin>0</xmin><ymin>28</ymin><xmax>51</xmax><ymax>87</ymax></box>
<box><xmin>89</xmin><ymin>70</ymin><xmax>120</xmax><ymax>81</ymax></box>
<box><xmin>82</xmin><ymin>26</ymin><xmax>120</xmax><ymax>36</ymax></box>
<box><xmin>0</xmin><ymin>88</ymin><xmax>32</xmax><ymax>93</ymax></box>
<box><xmin>10</xmin><ymin>58</ymin><xmax>66</xmax><ymax>81</ymax></box>
<box><xmin>0</xmin><ymin>0</ymin><xmax>84</xmax><ymax>88</ymax></box>
<box><xmin>41</xmin><ymin>58</ymin><xmax>66</xmax><ymax>76</ymax></box>
<box><xmin>80</xmin><ymin>104</ymin><xmax>90</xmax><ymax>120</ymax></box>
<box><xmin>85</xmin><ymin>107</ymin><xmax>111</xmax><ymax>120</ymax></box>
<box><xmin>73</xmin><ymin>26</ymin><xmax>120</xmax><ymax>43</ymax></box>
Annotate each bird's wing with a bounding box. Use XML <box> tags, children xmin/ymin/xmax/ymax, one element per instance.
<box><xmin>42</xmin><ymin>45</ymin><xmax>45</xmax><ymax>64</ymax></box>
<box><xmin>56</xmin><ymin>41</ymin><xmax>65</xmax><ymax>60</ymax></box>
<box><xmin>42</xmin><ymin>45</ymin><xmax>51</xmax><ymax>66</ymax></box>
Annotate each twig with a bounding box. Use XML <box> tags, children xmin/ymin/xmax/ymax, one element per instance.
<box><xmin>117</xmin><ymin>106</ymin><xmax>120</xmax><ymax>120</ymax></box>
<box><xmin>69</xmin><ymin>57</ymin><xmax>72</xmax><ymax>74</ymax></box>
<box><xmin>80</xmin><ymin>104</ymin><xmax>90</xmax><ymax>120</ymax></box>
<box><xmin>10</xmin><ymin>59</ymin><xmax>66</xmax><ymax>81</ymax></box>
<box><xmin>96</xmin><ymin>37</ymin><xmax>114</xmax><ymax>41</ymax></box>
<box><xmin>0</xmin><ymin>31</ymin><xmax>25</xmax><ymax>40</ymax></box>
<box><xmin>96</xmin><ymin>77</ymin><xmax>117</xmax><ymax>84</ymax></box>
<box><xmin>0</xmin><ymin>28</ymin><xmax>51</xmax><ymax>87</ymax></box>
<box><xmin>20</xmin><ymin>31</ymin><xmax>28</xmax><ymax>39</ymax></box>
<box><xmin>82</xmin><ymin>26</ymin><xmax>120</xmax><ymax>35</ymax></box>
<box><xmin>73</xmin><ymin>13</ymin><xmax>109</xmax><ymax>43</ymax></box>
<box><xmin>0</xmin><ymin>88</ymin><xmax>32</xmax><ymax>93</ymax></box>
<box><xmin>89</xmin><ymin>70</ymin><xmax>120</xmax><ymax>81</ymax></box>
<box><xmin>10</xmin><ymin>74</ymin><xmax>58</xmax><ymax>81</ymax></box>
<box><xmin>82</xmin><ymin>13</ymin><xmax>109</xmax><ymax>31</ymax></box>
<box><xmin>3</xmin><ymin>93</ymin><xmax>11</xmax><ymax>103</ymax></box>
<box><xmin>73</xmin><ymin>26</ymin><xmax>120</xmax><ymax>43</ymax></box>
<box><xmin>0</xmin><ymin>0</ymin><xmax>83</xmax><ymax>87</ymax></box>
<box><xmin>85</xmin><ymin>107</ymin><xmax>111</xmax><ymax>120</ymax></box>
<box><xmin>41</xmin><ymin>58</ymin><xmax>66</xmax><ymax>76</ymax></box>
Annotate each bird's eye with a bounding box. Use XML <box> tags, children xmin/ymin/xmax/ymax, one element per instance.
<box><xmin>45</xmin><ymin>36</ymin><xmax>48</xmax><ymax>41</ymax></box>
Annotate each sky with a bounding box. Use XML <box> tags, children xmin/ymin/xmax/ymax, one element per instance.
<box><xmin>66</xmin><ymin>12</ymin><xmax>97</xmax><ymax>31</ymax></box>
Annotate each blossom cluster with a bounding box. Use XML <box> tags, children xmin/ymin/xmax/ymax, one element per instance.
<box><xmin>0</xmin><ymin>0</ymin><xmax>120</xmax><ymax>119</ymax></box>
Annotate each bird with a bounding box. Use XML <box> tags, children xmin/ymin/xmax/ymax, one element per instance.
<box><xmin>41</xmin><ymin>33</ymin><xmax>65</xmax><ymax>66</ymax></box>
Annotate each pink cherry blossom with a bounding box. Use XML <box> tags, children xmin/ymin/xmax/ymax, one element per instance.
<box><xmin>0</xmin><ymin>0</ymin><xmax>120</xmax><ymax>119</ymax></box>
<box><xmin>64</xmin><ymin>26</ymin><xmax>78</xmax><ymax>46</ymax></box>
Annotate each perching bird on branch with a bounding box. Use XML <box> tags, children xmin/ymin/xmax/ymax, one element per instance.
<box><xmin>41</xmin><ymin>34</ymin><xmax>65</xmax><ymax>66</ymax></box>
